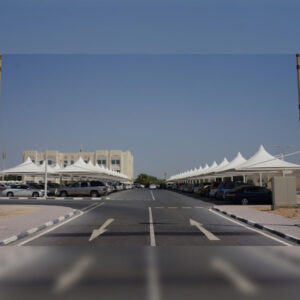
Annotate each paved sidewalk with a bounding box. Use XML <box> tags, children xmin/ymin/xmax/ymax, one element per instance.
<box><xmin>214</xmin><ymin>205</ymin><xmax>300</xmax><ymax>244</ymax></box>
<box><xmin>0</xmin><ymin>205</ymin><xmax>75</xmax><ymax>241</ymax></box>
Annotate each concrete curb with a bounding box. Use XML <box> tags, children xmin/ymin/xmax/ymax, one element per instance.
<box><xmin>0</xmin><ymin>209</ymin><xmax>81</xmax><ymax>246</ymax></box>
<box><xmin>213</xmin><ymin>207</ymin><xmax>300</xmax><ymax>245</ymax></box>
<box><xmin>0</xmin><ymin>197</ymin><xmax>102</xmax><ymax>201</ymax></box>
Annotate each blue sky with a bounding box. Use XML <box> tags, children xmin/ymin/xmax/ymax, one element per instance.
<box><xmin>1</xmin><ymin>54</ymin><xmax>300</xmax><ymax>177</ymax></box>
<box><xmin>0</xmin><ymin>0</ymin><xmax>300</xmax><ymax>54</ymax></box>
<box><xmin>0</xmin><ymin>1</ymin><xmax>300</xmax><ymax>178</ymax></box>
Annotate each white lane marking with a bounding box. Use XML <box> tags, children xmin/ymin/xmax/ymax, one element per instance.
<box><xmin>148</xmin><ymin>207</ymin><xmax>156</xmax><ymax>247</ymax></box>
<box><xmin>105</xmin><ymin>197</ymin><xmax>111</xmax><ymax>200</ymax></box>
<box><xmin>209</xmin><ymin>208</ymin><xmax>293</xmax><ymax>246</ymax></box>
<box><xmin>89</xmin><ymin>218</ymin><xmax>115</xmax><ymax>242</ymax></box>
<box><xmin>190</xmin><ymin>219</ymin><xmax>220</xmax><ymax>241</ymax></box>
<box><xmin>211</xmin><ymin>257</ymin><xmax>258</xmax><ymax>295</ymax></box>
<box><xmin>150</xmin><ymin>190</ymin><xmax>155</xmax><ymax>201</ymax></box>
<box><xmin>146</xmin><ymin>249</ymin><xmax>161</xmax><ymax>300</ymax></box>
<box><xmin>154</xmin><ymin>207</ymin><xmax>164</xmax><ymax>209</ymax></box>
<box><xmin>54</xmin><ymin>255</ymin><xmax>94</xmax><ymax>293</ymax></box>
<box><xmin>18</xmin><ymin>203</ymin><xmax>104</xmax><ymax>246</ymax></box>
<box><xmin>81</xmin><ymin>202</ymin><xmax>99</xmax><ymax>212</ymax></box>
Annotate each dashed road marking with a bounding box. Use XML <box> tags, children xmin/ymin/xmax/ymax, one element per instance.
<box><xmin>148</xmin><ymin>207</ymin><xmax>156</xmax><ymax>247</ymax></box>
<box><xmin>150</xmin><ymin>191</ymin><xmax>155</xmax><ymax>201</ymax></box>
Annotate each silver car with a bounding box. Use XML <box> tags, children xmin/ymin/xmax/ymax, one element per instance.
<box><xmin>56</xmin><ymin>181</ymin><xmax>108</xmax><ymax>197</ymax></box>
<box><xmin>2</xmin><ymin>184</ymin><xmax>44</xmax><ymax>197</ymax></box>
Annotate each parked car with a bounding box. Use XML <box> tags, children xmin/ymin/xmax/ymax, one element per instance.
<box><xmin>2</xmin><ymin>184</ymin><xmax>45</xmax><ymax>197</ymax></box>
<box><xmin>194</xmin><ymin>183</ymin><xmax>211</xmax><ymax>196</ymax></box>
<box><xmin>199</xmin><ymin>184</ymin><xmax>211</xmax><ymax>197</ymax></box>
<box><xmin>215</xmin><ymin>182</ymin><xmax>253</xmax><ymax>200</ymax></box>
<box><xmin>149</xmin><ymin>184</ymin><xmax>157</xmax><ymax>190</ymax></box>
<box><xmin>0</xmin><ymin>183</ymin><xmax>9</xmax><ymax>193</ymax></box>
<box><xmin>223</xmin><ymin>185</ymin><xmax>272</xmax><ymax>205</ymax></box>
<box><xmin>46</xmin><ymin>182</ymin><xmax>61</xmax><ymax>195</ymax></box>
<box><xmin>27</xmin><ymin>182</ymin><xmax>44</xmax><ymax>190</ymax></box>
<box><xmin>208</xmin><ymin>182</ymin><xmax>222</xmax><ymax>197</ymax></box>
<box><xmin>182</xmin><ymin>184</ymin><xmax>194</xmax><ymax>193</ymax></box>
<box><xmin>56</xmin><ymin>181</ymin><xmax>108</xmax><ymax>197</ymax></box>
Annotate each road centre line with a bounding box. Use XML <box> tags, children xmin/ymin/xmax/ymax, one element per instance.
<box><xmin>18</xmin><ymin>203</ymin><xmax>104</xmax><ymax>246</ymax></box>
<box><xmin>150</xmin><ymin>190</ymin><xmax>155</xmax><ymax>201</ymax></box>
<box><xmin>148</xmin><ymin>207</ymin><xmax>156</xmax><ymax>247</ymax></box>
<box><xmin>209</xmin><ymin>208</ymin><xmax>293</xmax><ymax>246</ymax></box>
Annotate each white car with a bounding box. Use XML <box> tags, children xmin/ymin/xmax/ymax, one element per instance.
<box><xmin>2</xmin><ymin>184</ymin><xmax>45</xmax><ymax>197</ymax></box>
<box><xmin>149</xmin><ymin>184</ymin><xmax>156</xmax><ymax>190</ymax></box>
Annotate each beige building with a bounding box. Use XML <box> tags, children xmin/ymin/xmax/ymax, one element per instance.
<box><xmin>23</xmin><ymin>150</ymin><xmax>134</xmax><ymax>180</ymax></box>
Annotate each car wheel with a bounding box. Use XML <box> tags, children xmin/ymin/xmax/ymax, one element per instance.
<box><xmin>241</xmin><ymin>198</ymin><xmax>249</xmax><ymax>205</ymax></box>
<box><xmin>7</xmin><ymin>192</ymin><xmax>14</xmax><ymax>197</ymax></box>
<box><xmin>90</xmin><ymin>191</ymin><xmax>99</xmax><ymax>198</ymax></box>
<box><xmin>32</xmin><ymin>192</ymin><xmax>39</xmax><ymax>197</ymax></box>
<box><xmin>60</xmin><ymin>191</ymin><xmax>68</xmax><ymax>197</ymax></box>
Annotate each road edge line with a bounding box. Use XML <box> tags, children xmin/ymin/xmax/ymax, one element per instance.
<box><xmin>0</xmin><ymin>209</ymin><xmax>81</xmax><ymax>246</ymax></box>
<box><xmin>209</xmin><ymin>208</ymin><xmax>293</xmax><ymax>246</ymax></box>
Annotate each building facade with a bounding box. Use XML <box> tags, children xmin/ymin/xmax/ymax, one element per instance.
<box><xmin>23</xmin><ymin>150</ymin><xmax>134</xmax><ymax>180</ymax></box>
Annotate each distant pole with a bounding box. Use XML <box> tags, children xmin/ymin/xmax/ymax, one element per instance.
<box><xmin>1</xmin><ymin>152</ymin><xmax>6</xmax><ymax>181</ymax></box>
<box><xmin>44</xmin><ymin>152</ymin><xmax>48</xmax><ymax>199</ymax></box>
<box><xmin>297</xmin><ymin>54</ymin><xmax>300</xmax><ymax>120</ymax></box>
<box><xmin>80</xmin><ymin>145</ymin><xmax>83</xmax><ymax>152</ymax></box>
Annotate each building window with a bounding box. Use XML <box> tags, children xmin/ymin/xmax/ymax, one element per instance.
<box><xmin>32</xmin><ymin>160</ymin><xmax>35</xmax><ymax>163</ymax></box>
<box><xmin>111</xmin><ymin>160</ymin><xmax>116</xmax><ymax>165</ymax></box>
<box><xmin>116</xmin><ymin>170</ymin><xmax>120</xmax><ymax>173</ymax></box>
<box><xmin>64</xmin><ymin>160</ymin><xmax>68</xmax><ymax>167</ymax></box>
<box><xmin>71</xmin><ymin>160</ymin><xmax>74</xmax><ymax>165</ymax></box>
<box><xmin>97</xmin><ymin>160</ymin><xmax>106</xmax><ymax>165</ymax></box>
<box><xmin>39</xmin><ymin>161</ymin><xmax>43</xmax><ymax>165</ymax></box>
<box><xmin>116</xmin><ymin>160</ymin><xmax>120</xmax><ymax>165</ymax></box>
<box><xmin>84</xmin><ymin>160</ymin><xmax>88</xmax><ymax>164</ymax></box>
<box><xmin>48</xmin><ymin>160</ymin><xmax>52</xmax><ymax>165</ymax></box>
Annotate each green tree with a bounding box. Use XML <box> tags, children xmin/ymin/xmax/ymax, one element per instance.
<box><xmin>135</xmin><ymin>173</ymin><xmax>164</xmax><ymax>186</ymax></box>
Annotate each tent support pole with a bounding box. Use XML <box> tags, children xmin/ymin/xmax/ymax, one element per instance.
<box><xmin>259</xmin><ymin>173</ymin><xmax>262</xmax><ymax>186</ymax></box>
<box><xmin>44</xmin><ymin>154</ymin><xmax>48</xmax><ymax>199</ymax></box>
<box><xmin>243</xmin><ymin>174</ymin><xmax>246</xmax><ymax>183</ymax></box>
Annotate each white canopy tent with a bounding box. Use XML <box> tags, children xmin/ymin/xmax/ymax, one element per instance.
<box><xmin>168</xmin><ymin>145</ymin><xmax>300</xmax><ymax>186</ymax></box>
<box><xmin>0</xmin><ymin>157</ymin><xmax>44</xmax><ymax>176</ymax></box>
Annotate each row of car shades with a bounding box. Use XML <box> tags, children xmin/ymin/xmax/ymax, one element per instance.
<box><xmin>168</xmin><ymin>145</ymin><xmax>300</xmax><ymax>181</ymax></box>
<box><xmin>0</xmin><ymin>156</ymin><xmax>129</xmax><ymax>180</ymax></box>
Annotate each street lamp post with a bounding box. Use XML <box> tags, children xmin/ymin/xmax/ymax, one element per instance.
<box><xmin>273</xmin><ymin>145</ymin><xmax>294</xmax><ymax>161</ymax></box>
<box><xmin>297</xmin><ymin>54</ymin><xmax>300</xmax><ymax>120</ymax></box>
<box><xmin>44</xmin><ymin>152</ymin><xmax>48</xmax><ymax>199</ymax></box>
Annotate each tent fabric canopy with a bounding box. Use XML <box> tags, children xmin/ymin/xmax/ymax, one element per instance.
<box><xmin>0</xmin><ymin>157</ymin><xmax>44</xmax><ymax>175</ymax></box>
<box><xmin>1</xmin><ymin>156</ymin><xmax>129</xmax><ymax>181</ymax></box>
<box><xmin>168</xmin><ymin>145</ymin><xmax>300</xmax><ymax>182</ymax></box>
<box><xmin>236</xmin><ymin>145</ymin><xmax>300</xmax><ymax>171</ymax></box>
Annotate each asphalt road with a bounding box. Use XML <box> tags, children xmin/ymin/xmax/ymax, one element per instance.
<box><xmin>4</xmin><ymin>189</ymin><xmax>290</xmax><ymax>247</ymax></box>
<box><xmin>1</xmin><ymin>189</ymin><xmax>300</xmax><ymax>300</ymax></box>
